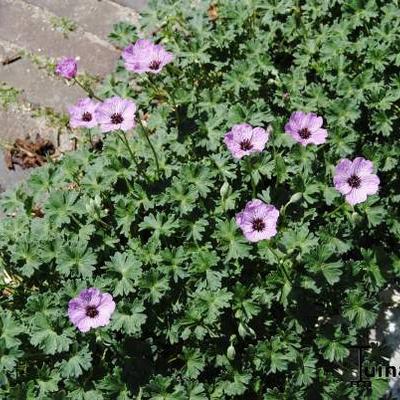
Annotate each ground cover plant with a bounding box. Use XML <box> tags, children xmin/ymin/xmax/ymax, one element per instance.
<box><xmin>1</xmin><ymin>0</ymin><xmax>400</xmax><ymax>398</ymax></box>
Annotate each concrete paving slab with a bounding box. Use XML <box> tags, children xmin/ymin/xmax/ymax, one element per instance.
<box><xmin>0</xmin><ymin>106</ymin><xmax>59</xmax><ymax>143</ymax></box>
<box><xmin>0</xmin><ymin>155</ymin><xmax>30</xmax><ymax>193</ymax></box>
<box><xmin>0</xmin><ymin>0</ymin><xmax>119</xmax><ymax>77</ymax></box>
<box><xmin>1</xmin><ymin>57</ymin><xmax>84</xmax><ymax>113</ymax></box>
<box><xmin>24</xmin><ymin>0</ymin><xmax>139</xmax><ymax>42</ymax></box>
<box><xmin>111</xmin><ymin>0</ymin><xmax>148</xmax><ymax>11</ymax></box>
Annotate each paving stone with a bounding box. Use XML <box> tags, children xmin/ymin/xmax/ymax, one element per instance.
<box><xmin>0</xmin><ymin>105</ymin><xmax>75</xmax><ymax>189</ymax></box>
<box><xmin>0</xmin><ymin>0</ymin><xmax>119</xmax><ymax>77</ymax></box>
<box><xmin>0</xmin><ymin>106</ymin><xmax>59</xmax><ymax>143</ymax></box>
<box><xmin>0</xmin><ymin>42</ymin><xmax>20</xmax><ymax>64</ymax></box>
<box><xmin>24</xmin><ymin>0</ymin><xmax>139</xmax><ymax>42</ymax></box>
<box><xmin>1</xmin><ymin>56</ymin><xmax>85</xmax><ymax>113</ymax></box>
<box><xmin>0</xmin><ymin>106</ymin><xmax>53</xmax><ymax>192</ymax></box>
<box><xmin>111</xmin><ymin>0</ymin><xmax>147</xmax><ymax>11</ymax></box>
<box><xmin>0</xmin><ymin>156</ymin><xmax>30</xmax><ymax>193</ymax></box>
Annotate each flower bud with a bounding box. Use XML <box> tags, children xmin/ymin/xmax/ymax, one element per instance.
<box><xmin>55</xmin><ymin>57</ymin><xmax>77</xmax><ymax>79</ymax></box>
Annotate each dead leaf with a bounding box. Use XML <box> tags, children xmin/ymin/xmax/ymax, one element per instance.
<box><xmin>4</xmin><ymin>134</ymin><xmax>55</xmax><ymax>170</ymax></box>
<box><xmin>208</xmin><ymin>3</ymin><xmax>218</xmax><ymax>22</ymax></box>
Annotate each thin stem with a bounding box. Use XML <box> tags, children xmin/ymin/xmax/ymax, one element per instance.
<box><xmin>245</xmin><ymin>158</ymin><xmax>256</xmax><ymax>197</ymax></box>
<box><xmin>269</xmin><ymin>246</ymin><xmax>291</xmax><ymax>282</ymax></box>
<box><xmin>116</xmin><ymin>132</ymin><xmax>150</xmax><ymax>183</ymax></box>
<box><xmin>138</xmin><ymin>118</ymin><xmax>160</xmax><ymax>178</ymax></box>
<box><xmin>145</xmin><ymin>75</ymin><xmax>163</xmax><ymax>95</ymax></box>
<box><xmin>71</xmin><ymin>214</ymin><xmax>82</xmax><ymax>227</ymax></box>
<box><xmin>146</xmin><ymin>75</ymin><xmax>180</xmax><ymax>131</ymax></box>
<box><xmin>73</xmin><ymin>78</ymin><xmax>103</xmax><ymax>102</ymax></box>
<box><xmin>96</xmin><ymin>217</ymin><xmax>110</xmax><ymax>229</ymax></box>
<box><xmin>278</xmin><ymin>263</ymin><xmax>291</xmax><ymax>283</ymax></box>
<box><xmin>325</xmin><ymin>202</ymin><xmax>345</xmax><ymax>217</ymax></box>
<box><xmin>168</xmin><ymin>90</ymin><xmax>180</xmax><ymax>131</ymax></box>
<box><xmin>251</xmin><ymin>173</ymin><xmax>256</xmax><ymax>198</ymax></box>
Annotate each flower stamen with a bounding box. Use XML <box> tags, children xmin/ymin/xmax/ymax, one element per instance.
<box><xmin>298</xmin><ymin>128</ymin><xmax>311</xmax><ymax>139</ymax></box>
<box><xmin>81</xmin><ymin>112</ymin><xmax>92</xmax><ymax>122</ymax></box>
<box><xmin>111</xmin><ymin>113</ymin><xmax>124</xmax><ymax>124</ymax></box>
<box><xmin>240</xmin><ymin>139</ymin><xmax>253</xmax><ymax>151</ymax></box>
<box><xmin>347</xmin><ymin>174</ymin><xmax>361</xmax><ymax>188</ymax></box>
<box><xmin>252</xmin><ymin>218</ymin><xmax>265</xmax><ymax>232</ymax></box>
<box><xmin>149</xmin><ymin>60</ymin><xmax>161</xmax><ymax>70</ymax></box>
<box><xmin>85</xmin><ymin>305</ymin><xmax>99</xmax><ymax>318</ymax></box>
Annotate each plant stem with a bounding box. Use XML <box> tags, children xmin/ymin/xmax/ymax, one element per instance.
<box><xmin>269</xmin><ymin>245</ymin><xmax>291</xmax><ymax>282</ymax></box>
<box><xmin>325</xmin><ymin>202</ymin><xmax>345</xmax><ymax>217</ymax></box>
<box><xmin>138</xmin><ymin>118</ymin><xmax>160</xmax><ymax>178</ymax></box>
<box><xmin>73</xmin><ymin>78</ymin><xmax>103</xmax><ymax>102</ymax></box>
<box><xmin>146</xmin><ymin>75</ymin><xmax>180</xmax><ymax>131</ymax></box>
<box><xmin>87</xmin><ymin>128</ymin><xmax>93</xmax><ymax>147</ymax></box>
<box><xmin>246</xmin><ymin>158</ymin><xmax>256</xmax><ymax>197</ymax></box>
<box><xmin>71</xmin><ymin>214</ymin><xmax>82</xmax><ymax>227</ymax></box>
<box><xmin>116</xmin><ymin>132</ymin><xmax>150</xmax><ymax>183</ymax></box>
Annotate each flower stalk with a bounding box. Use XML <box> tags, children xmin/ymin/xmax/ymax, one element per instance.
<box><xmin>116</xmin><ymin>131</ymin><xmax>150</xmax><ymax>183</ymax></box>
<box><xmin>138</xmin><ymin>117</ymin><xmax>161</xmax><ymax>179</ymax></box>
<box><xmin>73</xmin><ymin>77</ymin><xmax>103</xmax><ymax>102</ymax></box>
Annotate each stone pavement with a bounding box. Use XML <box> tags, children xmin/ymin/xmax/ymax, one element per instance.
<box><xmin>0</xmin><ymin>0</ymin><xmax>146</xmax><ymax>192</ymax></box>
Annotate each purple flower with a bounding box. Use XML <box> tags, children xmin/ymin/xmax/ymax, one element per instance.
<box><xmin>68</xmin><ymin>98</ymin><xmax>98</xmax><ymax>129</ymax></box>
<box><xmin>284</xmin><ymin>111</ymin><xmax>328</xmax><ymax>146</ymax></box>
<box><xmin>68</xmin><ymin>288</ymin><xmax>116</xmax><ymax>333</ymax></box>
<box><xmin>95</xmin><ymin>96</ymin><xmax>136</xmax><ymax>133</ymax></box>
<box><xmin>122</xmin><ymin>39</ymin><xmax>173</xmax><ymax>74</ymax></box>
<box><xmin>224</xmin><ymin>123</ymin><xmax>269</xmax><ymax>159</ymax></box>
<box><xmin>55</xmin><ymin>57</ymin><xmax>77</xmax><ymax>80</ymax></box>
<box><xmin>333</xmin><ymin>157</ymin><xmax>380</xmax><ymax>205</ymax></box>
<box><xmin>236</xmin><ymin>200</ymin><xmax>279</xmax><ymax>242</ymax></box>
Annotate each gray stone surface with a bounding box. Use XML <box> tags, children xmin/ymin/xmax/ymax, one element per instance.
<box><xmin>0</xmin><ymin>106</ymin><xmax>54</xmax><ymax>192</ymax></box>
<box><xmin>1</xmin><ymin>56</ymin><xmax>84</xmax><ymax>112</ymax></box>
<box><xmin>111</xmin><ymin>0</ymin><xmax>147</xmax><ymax>11</ymax></box>
<box><xmin>0</xmin><ymin>41</ymin><xmax>20</xmax><ymax>64</ymax></box>
<box><xmin>0</xmin><ymin>156</ymin><xmax>30</xmax><ymax>193</ymax></box>
<box><xmin>0</xmin><ymin>0</ymin><xmax>119</xmax><ymax>76</ymax></box>
<box><xmin>0</xmin><ymin>0</ymin><xmax>146</xmax><ymax>192</ymax></box>
<box><xmin>0</xmin><ymin>106</ymin><xmax>58</xmax><ymax>143</ymax></box>
<box><xmin>24</xmin><ymin>0</ymin><xmax>139</xmax><ymax>42</ymax></box>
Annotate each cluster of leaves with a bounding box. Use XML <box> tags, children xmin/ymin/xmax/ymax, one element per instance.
<box><xmin>1</xmin><ymin>0</ymin><xmax>400</xmax><ymax>398</ymax></box>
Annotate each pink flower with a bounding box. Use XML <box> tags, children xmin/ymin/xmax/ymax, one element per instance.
<box><xmin>122</xmin><ymin>39</ymin><xmax>173</xmax><ymax>74</ymax></box>
<box><xmin>95</xmin><ymin>96</ymin><xmax>136</xmax><ymax>133</ymax></box>
<box><xmin>68</xmin><ymin>288</ymin><xmax>116</xmax><ymax>333</ymax></box>
<box><xmin>224</xmin><ymin>123</ymin><xmax>269</xmax><ymax>159</ymax></box>
<box><xmin>68</xmin><ymin>98</ymin><xmax>98</xmax><ymax>129</ymax></box>
<box><xmin>284</xmin><ymin>111</ymin><xmax>328</xmax><ymax>146</ymax></box>
<box><xmin>55</xmin><ymin>57</ymin><xmax>77</xmax><ymax>80</ymax></box>
<box><xmin>236</xmin><ymin>200</ymin><xmax>279</xmax><ymax>242</ymax></box>
<box><xmin>333</xmin><ymin>157</ymin><xmax>380</xmax><ymax>205</ymax></box>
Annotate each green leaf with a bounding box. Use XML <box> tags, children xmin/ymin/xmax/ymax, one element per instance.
<box><xmin>105</xmin><ymin>251</ymin><xmax>142</xmax><ymax>296</ymax></box>
<box><xmin>215</xmin><ymin>219</ymin><xmax>251</xmax><ymax>260</ymax></box>
<box><xmin>30</xmin><ymin>314</ymin><xmax>72</xmax><ymax>355</ymax></box>
<box><xmin>56</xmin><ymin>239</ymin><xmax>96</xmax><ymax>278</ymax></box>
<box><xmin>111</xmin><ymin>300</ymin><xmax>147</xmax><ymax>336</ymax></box>
<box><xmin>0</xmin><ymin>309</ymin><xmax>23</xmax><ymax>348</ymax></box>
<box><xmin>182</xmin><ymin>347</ymin><xmax>205</xmax><ymax>379</ymax></box>
<box><xmin>57</xmin><ymin>345</ymin><xmax>92</xmax><ymax>378</ymax></box>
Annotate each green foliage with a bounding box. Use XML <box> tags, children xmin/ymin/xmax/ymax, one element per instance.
<box><xmin>1</xmin><ymin>0</ymin><xmax>399</xmax><ymax>398</ymax></box>
<box><xmin>0</xmin><ymin>83</ymin><xmax>20</xmax><ymax>109</ymax></box>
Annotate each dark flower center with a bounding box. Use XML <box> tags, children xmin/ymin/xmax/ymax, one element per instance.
<box><xmin>347</xmin><ymin>174</ymin><xmax>361</xmax><ymax>188</ymax></box>
<box><xmin>298</xmin><ymin>128</ymin><xmax>311</xmax><ymax>139</ymax></box>
<box><xmin>240</xmin><ymin>139</ymin><xmax>253</xmax><ymax>151</ymax></box>
<box><xmin>149</xmin><ymin>60</ymin><xmax>161</xmax><ymax>70</ymax></box>
<box><xmin>111</xmin><ymin>113</ymin><xmax>124</xmax><ymax>124</ymax></box>
<box><xmin>81</xmin><ymin>112</ymin><xmax>92</xmax><ymax>122</ymax></box>
<box><xmin>252</xmin><ymin>218</ymin><xmax>265</xmax><ymax>232</ymax></box>
<box><xmin>85</xmin><ymin>305</ymin><xmax>99</xmax><ymax>318</ymax></box>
